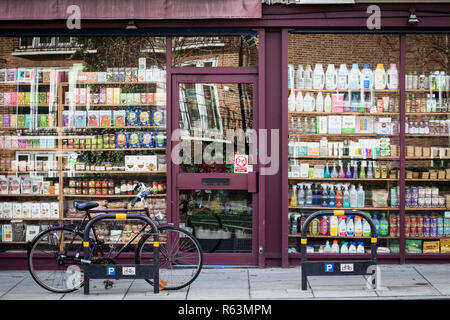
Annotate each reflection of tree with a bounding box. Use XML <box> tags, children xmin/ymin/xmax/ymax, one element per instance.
<box><xmin>409</xmin><ymin>34</ymin><xmax>450</xmax><ymax>74</ymax></box>
<box><xmin>70</xmin><ymin>37</ymin><xmax>166</xmax><ymax>71</ymax></box>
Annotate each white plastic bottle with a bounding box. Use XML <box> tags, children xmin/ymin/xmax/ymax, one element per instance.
<box><xmin>338</xmin><ymin>216</ymin><xmax>347</xmax><ymax>236</ymax></box>
<box><xmin>316</xmin><ymin>91</ymin><xmax>324</xmax><ymax>112</ymax></box>
<box><xmin>325</xmin><ymin>64</ymin><xmax>337</xmax><ymax>90</ymax></box>
<box><xmin>357</xmin><ymin>184</ymin><xmax>365</xmax><ymax>208</ymax></box>
<box><xmin>349</xmin><ymin>185</ymin><xmax>358</xmax><ymax>208</ymax></box>
<box><xmin>288</xmin><ymin>64</ymin><xmax>295</xmax><ymax>90</ymax></box>
<box><xmin>362</xmin><ymin>215</ymin><xmax>371</xmax><ymax>237</ymax></box>
<box><xmin>361</xmin><ymin>64</ymin><xmax>373</xmax><ymax>90</ymax></box>
<box><xmin>387</xmin><ymin>63</ymin><xmax>399</xmax><ymax>89</ymax></box>
<box><xmin>338</xmin><ymin>64</ymin><xmax>349</xmax><ymax>90</ymax></box>
<box><xmin>288</xmin><ymin>90</ymin><xmax>296</xmax><ymax>112</ymax></box>
<box><xmin>313</xmin><ymin>63</ymin><xmax>325</xmax><ymax>90</ymax></box>
<box><xmin>346</xmin><ymin>216</ymin><xmax>355</xmax><ymax>236</ymax></box>
<box><xmin>295</xmin><ymin>91</ymin><xmax>304</xmax><ymax>112</ymax></box>
<box><xmin>304</xmin><ymin>65</ymin><xmax>313</xmax><ymax>90</ymax></box>
<box><xmin>324</xmin><ymin>240</ymin><xmax>332</xmax><ymax>253</ymax></box>
<box><xmin>356</xmin><ymin>242</ymin><xmax>365</xmax><ymax>254</ymax></box>
<box><xmin>324</xmin><ymin>93</ymin><xmax>332</xmax><ymax>112</ymax></box>
<box><xmin>374</xmin><ymin>64</ymin><xmax>387</xmax><ymax>90</ymax></box>
<box><xmin>303</xmin><ymin>92</ymin><xmax>315</xmax><ymax>112</ymax></box>
<box><xmin>331</xmin><ymin>240</ymin><xmax>340</xmax><ymax>253</ymax></box>
<box><xmin>348</xmin><ymin>242</ymin><xmax>357</xmax><ymax>253</ymax></box>
<box><xmin>296</xmin><ymin>65</ymin><xmax>305</xmax><ymax>90</ymax></box>
<box><xmin>349</xmin><ymin>64</ymin><xmax>361</xmax><ymax>90</ymax></box>
<box><xmin>340</xmin><ymin>242</ymin><xmax>349</xmax><ymax>254</ymax></box>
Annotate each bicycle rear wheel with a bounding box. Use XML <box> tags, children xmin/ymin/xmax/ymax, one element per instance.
<box><xmin>28</xmin><ymin>227</ymin><xmax>85</xmax><ymax>293</ymax></box>
<box><xmin>135</xmin><ymin>225</ymin><xmax>203</xmax><ymax>290</ymax></box>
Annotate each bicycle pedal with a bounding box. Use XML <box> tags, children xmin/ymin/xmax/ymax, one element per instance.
<box><xmin>104</xmin><ymin>280</ymin><xmax>114</xmax><ymax>289</ymax></box>
<box><xmin>159</xmin><ymin>279</ymin><xmax>167</xmax><ymax>290</ymax></box>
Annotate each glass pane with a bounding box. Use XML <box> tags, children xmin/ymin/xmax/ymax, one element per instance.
<box><xmin>178</xmin><ymin>82</ymin><xmax>254</xmax><ymax>173</ymax></box>
<box><xmin>404</xmin><ymin>34</ymin><xmax>450</xmax><ymax>255</ymax></box>
<box><xmin>172</xmin><ymin>35</ymin><xmax>258</xmax><ymax>68</ymax></box>
<box><xmin>179</xmin><ymin>189</ymin><xmax>252</xmax><ymax>253</ymax></box>
<box><xmin>287</xmin><ymin>33</ymin><xmax>401</xmax><ymax>256</ymax></box>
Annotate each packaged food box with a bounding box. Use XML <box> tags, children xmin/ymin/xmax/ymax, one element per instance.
<box><xmin>31</xmin><ymin>203</ymin><xmax>41</xmax><ymax>218</ymax></box>
<box><xmin>423</xmin><ymin>241</ymin><xmax>440</xmax><ymax>253</ymax></box>
<box><xmin>138</xmin><ymin>110</ymin><xmax>151</xmax><ymax>126</ymax></box>
<box><xmin>127</xmin><ymin>132</ymin><xmax>140</xmax><ymax>148</ymax></box>
<box><xmin>106</xmin><ymin>88</ymin><xmax>114</xmax><ymax>105</ymax></box>
<box><xmin>12</xmin><ymin>202</ymin><xmax>22</xmax><ymax>218</ymax></box>
<box><xmin>440</xmin><ymin>239</ymin><xmax>450</xmax><ymax>253</ymax></box>
<box><xmin>87</xmin><ymin>110</ymin><xmax>99</xmax><ymax>127</ymax></box>
<box><xmin>22</xmin><ymin>202</ymin><xmax>32</xmax><ymax>218</ymax></box>
<box><xmin>2</xmin><ymin>224</ymin><xmax>12</xmax><ymax>242</ymax></box>
<box><xmin>20</xmin><ymin>176</ymin><xmax>33</xmax><ymax>194</ymax></box>
<box><xmin>99</xmin><ymin>88</ymin><xmax>107</xmax><ymax>104</ymax></box>
<box><xmin>63</xmin><ymin>111</ymin><xmax>74</xmax><ymax>127</ymax></box>
<box><xmin>50</xmin><ymin>202</ymin><xmax>59</xmax><ymax>219</ymax></box>
<box><xmin>125</xmin><ymin>155</ymin><xmax>137</xmax><ymax>171</ymax></box>
<box><xmin>26</xmin><ymin>225</ymin><xmax>40</xmax><ymax>242</ymax></box>
<box><xmin>115</xmin><ymin>132</ymin><xmax>127</xmax><ymax>149</ymax></box>
<box><xmin>140</xmin><ymin>132</ymin><xmax>153</xmax><ymax>148</ymax></box>
<box><xmin>99</xmin><ymin>110</ymin><xmax>112</xmax><ymax>127</ymax></box>
<box><xmin>389</xmin><ymin>239</ymin><xmax>400</xmax><ymax>253</ymax></box>
<box><xmin>152</xmin><ymin>110</ymin><xmax>165</xmax><ymax>127</ymax></box>
<box><xmin>8</xmin><ymin>176</ymin><xmax>21</xmax><ymax>194</ymax></box>
<box><xmin>3</xmin><ymin>202</ymin><xmax>12</xmax><ymax>218</ymax></box>
<box><xmin>405</xmin><ymin>239</ymin><xmax>422</xmax><ymax>253</ymax></box>
<box><xmin>154</xmin><ymin>132</ymin><xmax>166</xmax><ymax>148</ymax></box>
<box><xmin>126</xmin><ymin>110</ymin><xmax>139</xmax><ymax>126</ymax></box>
<box><xmin>113</xmin><ymin>88</ymin><xmax>121</xmax><ymax>105</ymax></box>
<box><xmin>74</xmin><ymin>111</ymin><xmax>87</xmax><ymax>127</ymax></box>
<box><xmin>113</xmin><ymin>110</ymin><xmax>126</xmax><ymax>127</ymax></box>
<box><xmin>40</xmin><ymin>203</ymin><xmax>50</xmax><ymax>218</ymax></box>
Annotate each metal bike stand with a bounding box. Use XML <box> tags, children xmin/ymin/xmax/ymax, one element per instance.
<box><xmin>300</xmin><ymin>210</ymin><xmax>378</xmax><ymax>291</ymax></box>
<box><xmin>82</xmin><ymin>213</ymin><xmax>160</xmax><ymax>295</ymax></box>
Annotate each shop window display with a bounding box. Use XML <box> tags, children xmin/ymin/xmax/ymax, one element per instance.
<box><xmin>287</xmin><ymin>34</ymin><xmax>402</xmax><ymax>257</ymax></box>
<box><xmin>0</xmin><ymin>36</ymin><xmax>167</xmax><ymax>253</ymax></box>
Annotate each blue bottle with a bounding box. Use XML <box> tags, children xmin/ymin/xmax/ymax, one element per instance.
<box><xmin>352</xmin><ymin>162</ymin><xmax>359</xmax><ymax>179</ymax></box>
<box><xmin>345</xmin><ymin>162</ymin><xmax>353</xmax><ymax>179</ymax></box>
<box><xmin>328</xmin><ymin>185</ymin><xmax>336</xmax><ymax>207</ymax></box>
<box><xmin>324</xmin><ymin>163</ymin><xmax>331</xmax><ymax>179</ymax></box>
<box><xmin>372</xmin><ymin>213</ymin><xmax>380</xmax><ymax>236</ymax></box>
<box><xmin>313</xmin><ymin>184</ymin><xmax>320</xmax><ymax>206</ymax></box>
<box><xmin>321</xmin><ymin>185</ymin><xmax>328</xmax><ymax>207</ymax></box>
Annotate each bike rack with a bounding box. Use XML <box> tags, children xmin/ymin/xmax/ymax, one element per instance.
<box><xmin>82</xmin><ymin>213</ymin><xmax>160</xmax><ymax>295</ymax></box>
<box><xmin>300</xmin><ymin>210</ymin><xmax>378</xmax><ymax>291</ymax></box>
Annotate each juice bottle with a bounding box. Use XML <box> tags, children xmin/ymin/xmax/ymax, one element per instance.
<box><xmin>329</xmin><ymin>216</ymin><xmax>339</xmax><ymax>236</ymax></box>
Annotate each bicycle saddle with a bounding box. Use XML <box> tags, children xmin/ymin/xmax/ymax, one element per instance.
<box><xmin>74</xmin><ymin>200</ymin><xmax>99</xmax><ymax>211</ymax></box>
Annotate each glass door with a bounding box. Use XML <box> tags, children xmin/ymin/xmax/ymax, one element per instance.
<box><xmin>171</xmin><ymin>74</ymin><xmax>259</xmax><ymax>265</ymax></box>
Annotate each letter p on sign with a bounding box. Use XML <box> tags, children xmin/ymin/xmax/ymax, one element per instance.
<box><xmin>325</xmin><ymin>263</ymin><xmax>334</xmax><ymax>273</ymax></box>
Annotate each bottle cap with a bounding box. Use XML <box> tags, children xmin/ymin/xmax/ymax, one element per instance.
<box><xmin>376</xmin><ymin>64</ymin><xmax>384</xmax><ymax>69</ymax></box>
<box><xmin>390</xmin><ymin>64</ymin><xmax>397</xmax><ymax>69</ymax></box>
<box><xmin>363</xmin><ymin>64</ymin><xmax>370</xmax><ymax>69</ymax></box>
<box><xmin>352</xmin><ymin>64</ymin><xmax>359</xmax><ymax>69</ymax></box>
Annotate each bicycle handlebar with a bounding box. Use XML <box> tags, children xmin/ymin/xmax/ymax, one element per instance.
<box><xmin>131</xmin><ymin>182</ymin><xmax>152</xmax><ymax>207</ymax></box>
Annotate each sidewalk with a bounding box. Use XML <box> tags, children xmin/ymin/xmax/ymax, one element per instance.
<box><xmin>1</xmin><ymin>264</ymin><xmax>450</xmax><ymax>300</ymax></box>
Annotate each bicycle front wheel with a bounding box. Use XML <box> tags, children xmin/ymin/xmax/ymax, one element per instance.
<box><xmin>135</xmin><ymin>225</ymin><xmax>203</xmax><ymax>290</ymax></box>
<box><xmin>28</xmin><ymin>227</ymin><xmax>85</xmax><ymax>293</ymax></box>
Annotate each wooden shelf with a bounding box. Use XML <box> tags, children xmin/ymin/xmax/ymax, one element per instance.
<box><xmin>62</xmin><ymin>170</ymin><xmax>166</xmax><ymax>175</ymax></box>
<box><xmin>288</xmin><ymin>155</ymin><xmax>399</xmax><ymax>160</ymax></box>
<box><xmin>61</xmin><ymin>81</ymin><xmax>165</xmax><ymax>85</ymax></box>
<box><xmin>405</xmin><ymin>208</ymin><xmax>449</xmax><ymax>211</ymax></box>
<box><xmin>406</xmin><ymin>112</ymin><xmax>449</xmax><ymax>116</ymax></box>
<box><xmin>405</xmin><ymin>237</ymin><xmax>450</xmax><ymax>240</ymax></box>
<box><xmin>0</xmin><ymin>194</ymin><xmax>58</xmax><ymax>197</ymax></box>
<box><xmin>288</xmin><ymin>206</ymin><xmax>399</xmax><ymax>210</ymax></box>
<box><xmin>406</xmin><ymin>134</ymin><xmax>449</xmax><ymax>137</ymax></box>
<box><xmin>405</xmin><ymin>179</ymin><xmax>449</xmax><ymax>182</ymax></box>
<box><xmin>62</xmin><ymin>104</ymin><xmax>165</xmax><ymax>107</ymax></box>
<box><xmin>293</xmin><ymin>89</ymin><xmax>399</xmax><ymax>93</ymax></box>
<box><xmin>288</xmin><ymin>177</ymin><xmax>396</xmax><ymax>181</ymax></box>
<box><xmin>289</xmin><ymin>133</ymin><xmax>396</xmax><ymax>137</ymax></box>
<box><xmin>61</xmin><ymin>126</ymin><xmax>166</xmax><ymax>130</ymax></box>
<box><xmin>61</xmin><ymin>148</ymin><xmax>166</xmax><ymax>152</ymax></box>
<box><xmin>289</xmin><ymin>234</ymin><xmax>396</xmax><ymax>239</ymax></box>
<box><xmin>289</xmin><ymin>112</ymin><xmax>399</xmax><ymax>116</ymax></box>
<box><xmin>62</xmin><ymin>194</ymin><xmax>166</xmax><ymax>198</ymax></box>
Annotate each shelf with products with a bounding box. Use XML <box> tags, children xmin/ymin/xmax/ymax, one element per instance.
<box><xmin>0</xmin><ymin>62</ymin><xmax>168</xmax><ymax>250</ymax></box>
<box><xmin>287</xmin><ymin>59</ymin><xmax>402</xmax><ymax>259</ymax></box>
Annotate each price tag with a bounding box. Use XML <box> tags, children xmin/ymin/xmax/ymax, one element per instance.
<box><xmin>340</xmin><ymin>263</ymin><xmax>354</xmax><ymax>272</ymax></box>
<box><xmin>122</xmin><ymin>267</ymin><xmax>136</xmax><ymax>276</ymax></box>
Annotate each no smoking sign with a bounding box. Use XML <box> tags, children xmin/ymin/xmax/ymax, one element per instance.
<box><xmin>234</xmin><ymin>155</ymin><xmax>248</xmax><ymax>174</ymax></box>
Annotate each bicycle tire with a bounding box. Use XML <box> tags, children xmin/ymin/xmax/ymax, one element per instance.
<box><xmin>28</xmin><ymin>226</ymin><xmax>85</xmax><ymax>293</ymax></box>
<box><xmin>135</xmin><ymin>225</ymin><xmax>204</xmax><ymax>290</ymax></box>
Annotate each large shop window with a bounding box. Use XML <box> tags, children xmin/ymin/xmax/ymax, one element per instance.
<box><xmin>404</xmin><ymin>34</ymin><xmax>450</xmax><ymax>257</ymax></box>
<box><xmin>287</xmin><ymin>33</ymin><xmax>402</xmax><ymax>259</ymax></box>
<box><xmin>0</xmin><ymin>36</ymin><xmax>167</xmax><ymax>252</ymax></box>
<box><xmin>172</xmin><ymin>35</ymin><xmax>258</xmax><ymax>68</ymax></box>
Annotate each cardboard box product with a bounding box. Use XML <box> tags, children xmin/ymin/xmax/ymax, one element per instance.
<box><xmin>405</xmin><ymin>239</ymin><xmax>422</xmax><ymax>253</ymax></box>
<box><xmin>327</xmin><ymin>116</ymin><xmax>342</xmax><ymax>134</ymax></box>
<box><xmin>423</xmin><ymin>241</ymin><xmax>440</xmax><ymax>253</ymax></box>
<box><xmin>441</xmin><ymin>239</ymin><xmax>450</xmax><ymax>254</ymax></box>
<box><xmin>342</xmin><ymin>116</ymin><xmax>356</xmax><ymax>134</ymax></box>
<box><xmin>2</xmin><ymin>224</ymin><xmax>12</xmax><ymax>242</ymax></box>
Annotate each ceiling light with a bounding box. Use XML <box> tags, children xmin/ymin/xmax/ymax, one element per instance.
<box><xmin>125</xmin><ymin>20</ymin><xmax>138</xmax><ymax>30</ymax></box>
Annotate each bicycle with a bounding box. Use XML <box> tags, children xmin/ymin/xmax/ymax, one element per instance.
<box><xmin>27</xmin><ymin>182</ymin><xmax>204</xmax><ymax>293</ymax></box>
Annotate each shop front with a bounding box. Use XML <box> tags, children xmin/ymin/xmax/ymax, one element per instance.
<box><xmin>0</xmin><ymin>1</ymin><xmax>449</xmax><ymax>269</ymax></box>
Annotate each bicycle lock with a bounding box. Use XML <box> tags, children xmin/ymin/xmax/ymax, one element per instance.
<box><xmin>300</xmin><ymin>210</ymin><xmax>378</xmax><ymax>291</ymax></box>
<box><xmin>82</xmin><ymin>213</ymin><xmax>160</xmax><ymax>295</ymax></box>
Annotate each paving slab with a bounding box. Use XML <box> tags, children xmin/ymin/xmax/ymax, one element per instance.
<box><xmin>187</xmin><ymin>288</ymin><xmax>250</xmax><ymax>300</ymax></box>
